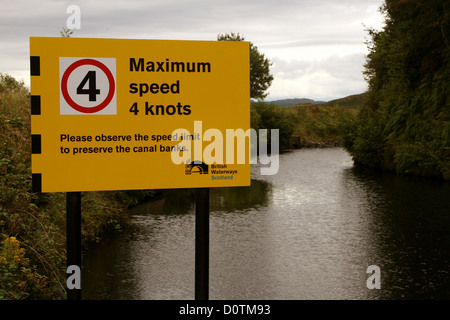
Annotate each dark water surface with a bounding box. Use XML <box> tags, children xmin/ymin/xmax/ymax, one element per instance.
<box><xmin>82</xmin><ymin>148</ymin><xmax>450</xmax><ymax>299</ymax></box>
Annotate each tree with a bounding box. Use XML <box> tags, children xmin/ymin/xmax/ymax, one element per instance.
<box><xmin>218</xmin><ymin>32</ymin><xmax>274</xmax><ymax>100</ymax></box>
<box><xmin>346</xmin><ymin>0</ymin><xmax>450</xmax><ymax>179</ymax></box>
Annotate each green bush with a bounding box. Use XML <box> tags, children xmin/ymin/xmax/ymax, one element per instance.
<box><xmin>0</xmin><ymin>236</ymin><xmax>50</xmax><ymax>299</ymax></box>
<box><xmin>251</xmin><ymin>101</ymin><xmax>296</xmax><ymax>151</ymax></box>
<box><xmin>346</xmin><ymin>0</ymin><xmax>450</xmax><ymax>179</ymax></box>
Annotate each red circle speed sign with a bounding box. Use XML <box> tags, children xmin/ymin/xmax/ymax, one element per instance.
<box><xmin>61</xmin><ymin>59</ymin><xmax>115</xmax><ymax>114</ymax></box>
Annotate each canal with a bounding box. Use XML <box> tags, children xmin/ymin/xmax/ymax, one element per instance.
<box><xmin>82</xmin><ymin>148</ymin><xmax>450</xmax><ymax>299</ymax></box>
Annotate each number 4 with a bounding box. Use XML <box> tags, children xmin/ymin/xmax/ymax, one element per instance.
<box><xmin>77</xmin><ymin>71</ymin><xmax>100</xmax><ymax>101</ymax></box>
<box><xmin>129</xmin><ymin>102</ymin><xmax>139</xmax><ymax>115</ymax></box>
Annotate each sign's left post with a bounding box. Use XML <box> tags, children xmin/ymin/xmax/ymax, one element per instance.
<box><xmin>66</xmin><ymin>192</ymin><xmax>81</xmax><ymax>300</ymax></box>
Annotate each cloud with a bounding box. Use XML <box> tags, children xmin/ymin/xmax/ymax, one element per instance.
<box><xmin>0</xmin><ymin>0</ymin><xmax>385</xmax><ymax>98</ymax></box>
<box><xmin>266</xmin><ymin>53</ymin><xmax>368</xmax><ymax>101</ymax></box>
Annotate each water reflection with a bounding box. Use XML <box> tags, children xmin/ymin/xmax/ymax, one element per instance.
<box><xmin>83</xmin><ymin>148</ymin><xmax>450</xmax><ymax>300</ymax></box>
<box><xmin>340</xmin><ymin>166</ymin><xmax>450</xmax><ymax>299</ymax></box>
<box><xmin>210</xmin><ymin>179</ymin><xmax>272</xmax><ymax>213</ymax></box>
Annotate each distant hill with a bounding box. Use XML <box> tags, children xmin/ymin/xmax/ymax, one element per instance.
<box><xmin>266</xmin><ymin>98</ymin><xmax>325</xmax><ymax>106</ymax></box>
<box><xmin>323</xmin><ymin>92</ymin><xmax>367</xmax><ymax>108</ymax></box>
<box><xmin>267</xmin><ymin>93</ymin><xmax>367</xmax><ymax>108</ymax></box>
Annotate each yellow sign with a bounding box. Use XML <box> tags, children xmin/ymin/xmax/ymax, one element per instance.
<box><xmin>30</xmin><ymin>37</ymin><xmax>250</xmax><ymax>192</ymax></box>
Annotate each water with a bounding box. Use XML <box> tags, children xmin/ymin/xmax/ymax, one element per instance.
<box><xmin>82</xmin><ymin>148</ymin><xmax>450</xmax><ymax>300</ymax></box>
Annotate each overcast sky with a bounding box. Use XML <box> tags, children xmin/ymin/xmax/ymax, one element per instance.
<box><xmin>1</xmin><ymin>0</ymin><xmax>385</xmax><ymax>101</ymax></box>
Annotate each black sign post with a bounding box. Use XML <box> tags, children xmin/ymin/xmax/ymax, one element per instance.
<box><xmin>66</xmin><ymin>191</ymin><xmax>82</xmax><ymax>300</ymax></box>
<box><xmin>195</xmin><ymin>188</ymin><xmax>210</xmax><ymax>300</ymax></box>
